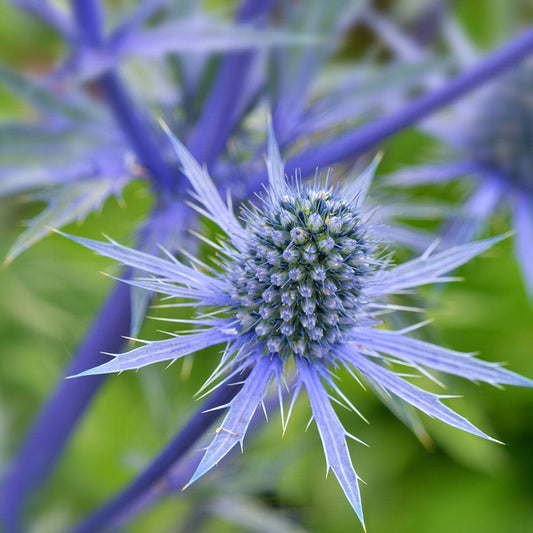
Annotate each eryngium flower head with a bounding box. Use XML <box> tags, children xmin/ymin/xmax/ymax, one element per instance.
<box><xmin>467</xmin><ymin>62</ymin><xmax>533</xmax><ymax>190</ymax></box>
<box><xmin>230</xmin><ymin>178</ymin><xmax>375</xmax><ymax>360</ymax></box>
<box><xmin>68</xmin><ymin>126</ymin><xmax>533</xmax><ymax>529</ymax></box>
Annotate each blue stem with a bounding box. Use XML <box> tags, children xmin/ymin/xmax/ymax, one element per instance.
<box><xmin>256</xmin><ymin>26</ymin><xmax>533</xmax><ymax>184</ymax></box>
<box><xmin>71</xmin><ymin>0</ymin><xmax>103</xmax><ymax>47</ymax></box>
<box><xmin>69</xmin><ymin>372</ymin><xmax>249</xmax><ymax>533</ymax></box>
<box><xmin>0</xmin><ymin>282</ymin><xmax>132</xmax><ymax>533</ymax></box>
<box><xmin>187</xmin><ymin>0</ymin><xmax>273</xmax><ymax>168</ymax></box>
<box><xmin>70</xmin><ymin>0</ymin><xmax>176</xmax><ymax>192</ymax></box>
<box><xmin>97</xmin><ymin>72</ymin><xmax>177</xmax><ymax>192</ymax></box>
<box><xmin>187</xmin><ymin>53</ymin><xmax>254</xmax><ymax>169</ymax></box>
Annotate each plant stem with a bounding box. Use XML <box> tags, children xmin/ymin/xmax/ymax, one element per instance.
<box><xmin>187</xmin><ymin>53</ymin><xmax>255</xmax><ymax>169</ymax></box>
<box><xmin>70</xmin><ymin>0</ymin><xmax>176</xmax><ymax>192</ymax></box>
<box><xmin>0</xmin><ymin>282</ymin><xmax>132</xmax><ymax>533</ymax></box>
<box><xmin>260</xmin><ymin>26</ymin><xmax>533</xmax><ymax>183</ymax></box>
<box><xmin>69</xmin><ymin>373</ymin><xmax>249</xmax><ymax>533</ymax></box>
<box><xmin>187</xmin><ymin>0</ymin><xmax>273</xmax><ymax>169</ymax></box>
<box><xmin>97</xmin><ymin>72</ymin><xmax>177</xmax><ymax>191</ymax></box>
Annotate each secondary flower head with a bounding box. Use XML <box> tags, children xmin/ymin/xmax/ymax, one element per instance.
<box><xmin>387</xmin><ymin>59</ymin><xmax>533</xmax><ymax>297</ymax></box>
<box><xmin>453</xmin><ymin>61</ymin><xmax>533</xmax><ymax>297</ymax></box>
<box><xmin>68</xmin><ymin>125</ymin><xmax>533</xmax><ymax>529</ymax></box>
<box><xmin>466</xmin><ymin>62</ymin><xmax>533</xmax><ymax>191</ymax></box>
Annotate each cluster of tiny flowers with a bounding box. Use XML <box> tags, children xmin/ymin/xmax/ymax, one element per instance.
<box><xmin>468</xmin><ymin>61</ymin><xmax>533</xmax><ymax>189</ymax></box>
<box><xmin>229</xmin><ymin>186</ymin><xmax>374</xmax><ymax>360</ymax></box>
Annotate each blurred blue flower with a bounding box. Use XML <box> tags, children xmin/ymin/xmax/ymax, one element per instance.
<box><xmin>452</xmin><ymin>62</ymin><xmax>533</xmax><ymax>297</ymax></box>
<box><xmin>379</xmin><ymin>15</ymin><xmax>533</xmax><ymax>297</ymax></box>
<box><xmin>66</xmin><ymin>126</ymin><xmax>533</xmax><ymax>529</ymax></box>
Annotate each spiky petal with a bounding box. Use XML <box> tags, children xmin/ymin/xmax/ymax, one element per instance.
<box><xmin>298</xmin><ymin>360</ymin><xmax>365</xmax><ymax>527</ymax></box>
<box><xmin>350</xmin><ymin>327</ymin><xmax>533</xmax><ymax>387</ymax></box>
<box><xmin>72</xmin><ymin>328</ymin><xmax>232</xmax><ymax>377</ymax></box>
<box><xmin>185</xmin><ymin>355</ymin><xmax>277</xmax><ymax>488</ymax></box>
<box><xmin>341</xmin><ymin>349</ymin><xmax>496</xmax><ymax>441</ymax></box>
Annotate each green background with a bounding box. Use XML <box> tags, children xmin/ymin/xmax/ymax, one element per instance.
<box><xmin>1</xmin><ymin>1</ymin><xmax>533</xmax><ymax>532</ymax></box>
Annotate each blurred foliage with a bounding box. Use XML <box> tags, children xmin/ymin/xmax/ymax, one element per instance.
<box><xmin>1</xmin><ymin>1</ymin><xmax>533</xmax><ymax>532</ymax></box>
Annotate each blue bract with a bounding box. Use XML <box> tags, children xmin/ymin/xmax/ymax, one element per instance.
<box><xmin>66</xmin><ymin>126</ymin><xmax>533</xmax><ymax>529</ymax></box>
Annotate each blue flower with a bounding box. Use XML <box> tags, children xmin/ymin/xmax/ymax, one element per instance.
<box><xmin>387</xmin><ymin>59</ymin><xmax>533</xmax><ymax>297</ymax></box>
<box><xmin>66</xmin><ymin>126</ymin><xmax>532</xmax><ymax>529</ymax></box>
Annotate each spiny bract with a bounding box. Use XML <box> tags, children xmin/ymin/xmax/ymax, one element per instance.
<box><xmin>67</xmin><ymin>125</ymin><xmax>533</xmax><ymax>530</ymax></box>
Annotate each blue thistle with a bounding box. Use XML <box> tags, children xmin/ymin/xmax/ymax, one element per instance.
<box><xmin>66</xmin><ymin>126</ymin><xmax>533</xmax><ymax>529</ymax></box>
<box><xmin>457</xmin><ymin>62</ymin><xmax>533</xmax><ymax>298</ymax></box>
<box><xmin>228</xmin><ymin>174</ymin><xmax>376</xmax><ymax>360</ymax></box>
<box><xmin>466</xmin><ymin>62</ymin><xmax>533</xmax><ymax>190</ymax></box>
<box><xmin>385</xmin><ymin>54</ymin><xmax>533</xmax><ymax>297</ymax></box>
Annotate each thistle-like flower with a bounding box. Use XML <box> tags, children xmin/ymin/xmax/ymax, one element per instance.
<box><xmin>67</xmin><ymin>126</ymin><xmax>532</xmax><ymax>529</ymax></box>
<box><xmin>466</xmin><ymin>64</ymin><xmax>533</xmax><ymax>189</ymax></box>
<box><xmin>387</xmin><ymin>59</ymin><xmax>533</xmax><ymax>297</ymax></box>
